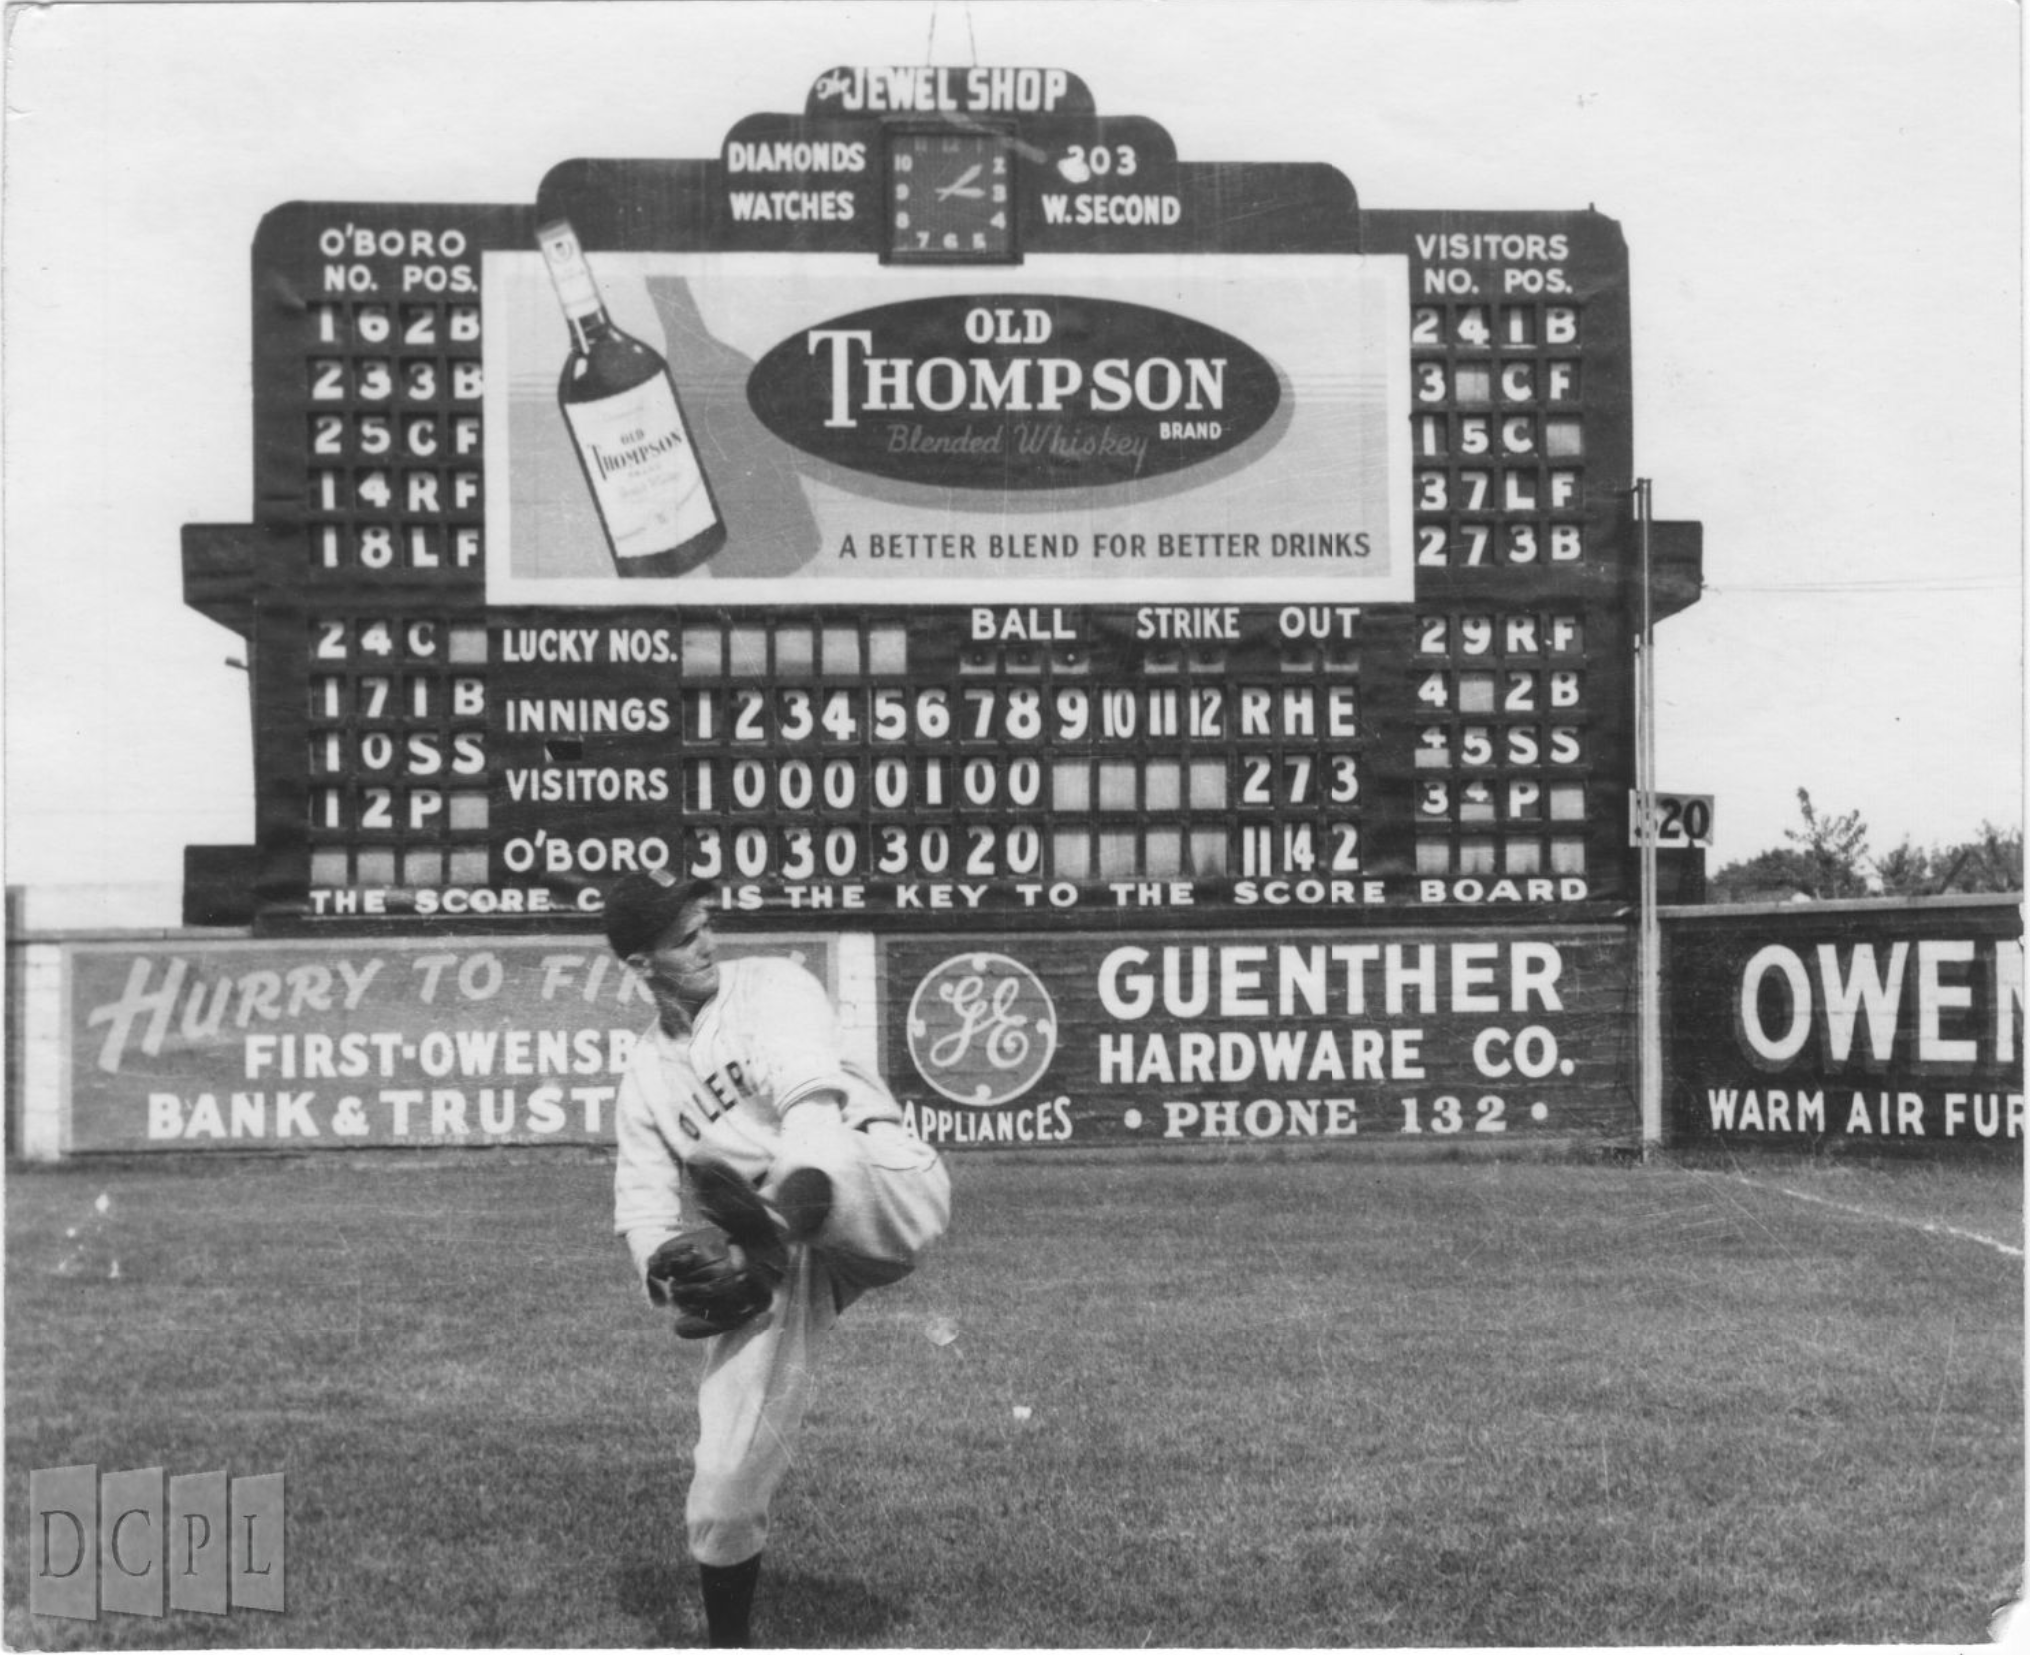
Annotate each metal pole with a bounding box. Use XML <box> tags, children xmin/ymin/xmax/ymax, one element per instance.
<box><xmin>1636</xmin><ymin>479</ymin><xmax>1663</xmax><ymax>1154</ymax></box>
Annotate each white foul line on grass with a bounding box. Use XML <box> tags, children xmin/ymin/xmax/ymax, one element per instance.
<box><xmin>1701</xmin><ymin>1170</ymin><xmax>2024</xmax><ymax>1259</ymax></box>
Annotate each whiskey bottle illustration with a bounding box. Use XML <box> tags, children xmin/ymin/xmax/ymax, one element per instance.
<box><xmin>537</xmin><ymin>219</ymin><xmax>725</xmax><ymax>576</ymax></box>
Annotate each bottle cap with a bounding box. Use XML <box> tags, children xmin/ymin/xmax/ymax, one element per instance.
<box><xmin>537</xmin><ymin>219</ymin><xmax>601</xmax><ymax>318</ymax></box>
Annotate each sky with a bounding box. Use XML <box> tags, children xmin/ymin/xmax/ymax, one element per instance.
<box><xmin>4</xmin><ymin>0</ymin><xmax>2021</xmax><ymax>926</ymax></box>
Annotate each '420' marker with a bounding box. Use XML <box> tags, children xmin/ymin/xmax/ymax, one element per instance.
<box><xmin>539</xmin><ymin>219</ymin><xmax>726</xmax><ymax>577</ymax></box>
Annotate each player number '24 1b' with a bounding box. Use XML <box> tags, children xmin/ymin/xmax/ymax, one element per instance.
<box><xmin>538</xmin><ymin>220</ymin><xmax>726</xmax><ymax>577</ymax></box>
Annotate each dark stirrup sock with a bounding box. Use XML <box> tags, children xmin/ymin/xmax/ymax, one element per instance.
<box><xmin>699</xmin><ymin>1552</ymin><xmax>763</xmax><ymax>1648</ymax></box>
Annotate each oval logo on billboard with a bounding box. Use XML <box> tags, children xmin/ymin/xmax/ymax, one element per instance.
<box><xmin>906</xmin><ymin>952</ymin><xmax>1059</xmax><ymax>1107</ymax></box>
<box><xmin>747</xmin><ymin>295</ymin><xmax>1282</xmax><ymax>489</ymax></box>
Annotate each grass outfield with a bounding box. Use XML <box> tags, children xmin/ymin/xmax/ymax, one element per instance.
<box><xmin>4</xmin><ymin>1149</ymin><xmax>2022</xmax><ymax>1648</ymax></box>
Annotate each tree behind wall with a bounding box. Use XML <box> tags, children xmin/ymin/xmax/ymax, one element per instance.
<box><xmin>1875</xmin><ymin>821</ymin><xmax>2025</xmax><ymax>896</ymax></box>
<box><xmin>1709</xmin><ymin>790</ymin><xmax>2024</xmax><ymax>903</ymax></box>
<box><xmin>1783</xmin><ymin>788</ymin><xmax>1873</xmax><ymax>900</ymax></box>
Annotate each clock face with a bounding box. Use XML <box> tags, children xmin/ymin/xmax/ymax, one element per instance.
<box><xmin>885</xmin><ymin>130</ymin><xmax>1016</xmax><ymax>263</ymax></box>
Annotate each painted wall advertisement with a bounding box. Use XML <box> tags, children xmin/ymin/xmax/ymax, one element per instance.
<box><xmin>880</xmin><ymin>926</ymin><xmax>1636</xmax><ymax>1148</ymax></box>
<box><xmin>1664</xmin><ymin>901</ymin><xmax>2024</xmax><ymax>1152</ymax></box>
<box><xmin>47</xmin><ymin>905</ymin><xmax>2026</xmax><ymax>1156</ymax></box>
<box><xmin>63</xmin><ymin>936</ymin><xmax>828</xmax><ymax>1153</ymax></box>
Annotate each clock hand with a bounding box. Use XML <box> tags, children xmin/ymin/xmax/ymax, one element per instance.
<box><xmin>935</xmin><ymin>164</ymin><xmax>986</xmax><ymax>201</ymax></box>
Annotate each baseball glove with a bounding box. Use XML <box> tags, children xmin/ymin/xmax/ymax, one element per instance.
<box><xmin>643</xmin><ymin>1226</ymin><xmax>777</xmax><ymax>1339</ymax></box>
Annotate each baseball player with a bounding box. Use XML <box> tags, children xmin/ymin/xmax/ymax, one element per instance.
<box><xmin>604</xmin><ymin>869</ymin><xmax>952</xmax><ymax>1648</ymax></box>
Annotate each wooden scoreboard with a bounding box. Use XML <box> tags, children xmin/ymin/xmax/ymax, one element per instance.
<box><xmin>183</xmin><ymin>65</ymin><xmax>1702</xmax><ymax>935</ymax></box>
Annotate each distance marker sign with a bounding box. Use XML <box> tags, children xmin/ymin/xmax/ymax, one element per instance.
<box><xmin>181</xmin><ymin>63</ymin><xmax>1701</xmax><ymax>934</ymax></box>
<box><xmin>1630</xmin><ymin>792</ymin><xmax>1715</xmax><ymax>848</ymax></box>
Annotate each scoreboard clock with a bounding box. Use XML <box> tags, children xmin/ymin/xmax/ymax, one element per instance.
<box><xmin>883</xmin><ymin>125</ymin><xmax>1017</xmax><ymax>262</ymax></box>
<box><xmin>180</xmin><ymin>65</ymin><xmax>1703</xmax><ymax>933</ymax></box>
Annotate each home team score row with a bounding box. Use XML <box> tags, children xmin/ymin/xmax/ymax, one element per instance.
<box><xmin>182</xmin><ymin>64</ymin><xmax>1703</xmax><ymax>933</ymax></box>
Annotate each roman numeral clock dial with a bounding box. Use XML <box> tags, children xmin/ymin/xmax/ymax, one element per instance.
<box><xmin>885</xmin><ymin>128</ymin><xmax>1017</xmax><ymax>263</ymax></box>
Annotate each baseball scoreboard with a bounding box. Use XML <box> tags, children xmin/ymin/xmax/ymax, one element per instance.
<box><xmin>183</xmin><ymin>65</ymin><xmax>1702</xmax><ymax>934</ymax></box>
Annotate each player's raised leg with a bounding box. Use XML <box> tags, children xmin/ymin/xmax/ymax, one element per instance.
<box><xmin>768</xmin><ymin>1083</ymin><xmax>951</xmax><ymax>1294</ymax></box>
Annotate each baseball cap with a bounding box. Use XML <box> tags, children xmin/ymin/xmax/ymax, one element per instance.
<box><xmin>602</xmin><ymin>869</ymin><xmax>716</xmax><ymax>959</ymax></box>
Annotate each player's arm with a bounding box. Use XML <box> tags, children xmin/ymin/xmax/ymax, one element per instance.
<box><xmin>743</xmin><ymin>958</ymin><xmax>855</xmax><ymax>1126</ymax></box>
<box><xmin>741</xmin><ymin>960</ymin><xmax>908</xmax><ymax>1135</ymax></box>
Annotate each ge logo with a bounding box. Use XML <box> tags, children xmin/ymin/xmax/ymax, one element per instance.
<box><xmin>906</xmin><ymin>953</ymin><xmax>1058</xmax><ymax>1108</ymax></box>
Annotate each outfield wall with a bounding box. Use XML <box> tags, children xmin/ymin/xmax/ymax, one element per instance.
<box><xmin>11</xmin><ymin>917</ymin><xmax>1638</xmax><ymax>1157</ymax></box>
<box><xmin>7</xmin><ymin>898</ymin><xmax>2019</xmax><ymax>1160</ymax></box>
<box><xmin>1661</xmin><ymin>895</ymin><xmax>2022</xmax><ymax>1156</ymax></box>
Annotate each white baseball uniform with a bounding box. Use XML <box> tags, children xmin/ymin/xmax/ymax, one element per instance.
<box><xmin>613</xmin><ymin>954</ymin><xmax>951</xmax><ymax>1566</ymax></box>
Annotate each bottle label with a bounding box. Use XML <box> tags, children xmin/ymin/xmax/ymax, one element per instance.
<box><xmin>562</xmin><ymin>376</ymin><xmax>718</xmax><ymax>562</ymax></box>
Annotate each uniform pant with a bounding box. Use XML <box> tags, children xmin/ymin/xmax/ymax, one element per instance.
<box><xmin>684</xmin><ymin>1116</ymin><xmax>950</xmax><ymax>1565</ymax></box>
